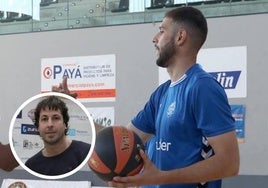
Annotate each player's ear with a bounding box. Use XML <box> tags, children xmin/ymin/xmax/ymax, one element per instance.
<box><xmin>176</xmin><ymin>29</ymin><xmax>187</xmax><ymax>45</ymax></box>
<box><xmin>64</xmin><ymin>123</ymin><xmax>68</xmax><ymax>135</ymax></box>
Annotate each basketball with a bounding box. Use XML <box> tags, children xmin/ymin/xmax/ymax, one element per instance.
<box><xmin>88</xmin><ymin>125</ymin><xmax>144</xmax><ymax>181</ymax></box>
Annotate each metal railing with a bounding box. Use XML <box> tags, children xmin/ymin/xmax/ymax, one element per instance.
<box><xmin>0</xmin><ymin>0</ymin><xmax>268</xmax><ymax>35</ymax></box>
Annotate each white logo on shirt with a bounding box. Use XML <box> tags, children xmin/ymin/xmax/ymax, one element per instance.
<box><xmin>167</xmin><ymin>102</ymin><xmax>176</xmax><ymax>117</ymax></box>
<box><xmin>156</xmin><ymin>139</ymin><xmax>171</xmax><ymax>151</ymax></box>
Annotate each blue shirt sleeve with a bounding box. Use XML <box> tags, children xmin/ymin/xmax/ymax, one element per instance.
<box><xmin>191</xmin><ymin>77</ymin><xmax>235</xmax><ymax>137</ymax></box>
<box><xmin>131</xmin><ymin>80</ymin><xmax>171</xmax><ymax>135</ymax></box>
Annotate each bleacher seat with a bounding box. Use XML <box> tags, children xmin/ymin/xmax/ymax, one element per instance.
<box><xmin>0</xmin><ymin>12</ymin><xmax>17</xmax><ymax>23</ymax></box>
<box><xmin>0</xmin><ymin>11</ymin><xmax>32</xmax><ymax>23</ymax></box>
<box><xmin>146</xmin><ymin>0</ymin><xmax>167</xmax><ymax>9</ymax></box>
<box><xmin>40</xmin><ymin>0</ymin><xmax>59</xmax><ymax>7</ymax></box>
<box><xmin>111</xmin><ymin>0</ymin><xmax>129</xmax><ymax>13</ymax></box>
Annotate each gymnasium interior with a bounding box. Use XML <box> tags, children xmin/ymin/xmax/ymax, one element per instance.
<box><xmin>1</xmin><ymin>0</ymin><xmax>268</xmax><ymax>187</ymax></box>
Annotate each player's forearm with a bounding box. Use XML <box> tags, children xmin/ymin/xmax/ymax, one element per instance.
<box><xmin>159</xmin><ymin>154</ymin><xmax>239</xmax><ymax>185</ymax></box>
<box><xmin>127</xmin><ymin>123</ymin><xmax>152</xmax><ymax>144</ymax></box>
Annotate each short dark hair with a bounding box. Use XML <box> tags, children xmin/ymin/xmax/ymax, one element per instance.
<box><xmin>165</xmin><ymin>6</ymin><xmax>208</xmax><ymax>49</ymax></box>
<box><xmin>34</xmin><ymin>96</ymin><xmax>69</xmax><ymax>135</ymax></box>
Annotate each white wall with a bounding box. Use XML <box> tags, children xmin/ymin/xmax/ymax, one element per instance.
<box><xmin>0</xmin><ymin>13</ymin><xmax>268</xmax><ymax>179</ymax></box>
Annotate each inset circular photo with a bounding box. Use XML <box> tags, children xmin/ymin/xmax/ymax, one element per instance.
<box><xmin>9</xmin><ymin>92</ymin><xmax>95</xmax><ymax>179</ymax></box>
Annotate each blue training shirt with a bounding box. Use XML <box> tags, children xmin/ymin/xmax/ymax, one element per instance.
<box><xmin>132</xmin><ymin>64</ymin><xmax>235</xmax><ymax>188</ymax></box>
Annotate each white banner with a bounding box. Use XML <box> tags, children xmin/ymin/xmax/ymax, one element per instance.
<box><xmin>87</xmin><ymin>107</ymin><xmax>115</xmax><ymax>127</ymax></box>
<box><xmin>41</xmin><ymin>54</ymin><xmax>116</xmax><ymax>102</ymax></box>
<box><xmin>159</xmin><ymin>46</ymin><xmax>247</xmax><ymax>98</ymax></box>
<box><xmin>1</xmin><ymin>179</ymin><xmax>91</xmax><ymax>188</ymax></box>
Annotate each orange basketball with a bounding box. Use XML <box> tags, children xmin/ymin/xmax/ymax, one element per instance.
<box><xmin>88</xmin><ymin>126</ymin><xmax>144</xmax><ymax>181</ymax></box>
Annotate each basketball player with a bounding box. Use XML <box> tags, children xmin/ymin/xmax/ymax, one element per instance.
<box><xmin>111</xmin><ymin>6</ymin><xmax>239</xmax><ymax>188</ymax></box>
<box><xmin>53</xmin><ymin>7</ymin><xmax>239</xmax><ymax>187</ymax></box>
<box><xmin>25</xmin><ymin>95</ymin><xmax>91</xmax><ymax>176</ymax></box>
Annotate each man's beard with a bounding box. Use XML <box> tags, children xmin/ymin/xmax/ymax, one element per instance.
<box><xmin>42</xmin><ymin>131</ymin><xmax>65</xmax><ymax>146</ymax></box>
<box><xmin>156</xmin><ymin>39</ymin><xmax>176</xmax><ymax>68</ymax></box>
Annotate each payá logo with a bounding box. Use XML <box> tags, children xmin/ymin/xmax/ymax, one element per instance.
<box><xmin>42</xmin><ymin>65</ymin><xmax>82</xmax><ymax>79</ymax></box>
<box><xmin>210</xmin><ymin>71</ymin><xmax>241</xmax><ymax>89</ymax></box>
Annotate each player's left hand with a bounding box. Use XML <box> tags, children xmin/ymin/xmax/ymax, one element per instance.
<box><xmin>108</xmin><ymin>149</ymin><xmax>163</xmax><ymax>188</ymax></box>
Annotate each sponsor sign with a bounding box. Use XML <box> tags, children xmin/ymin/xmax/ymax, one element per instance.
<box><xmin>159</xmin><ymin>46</ymin><xmax>247</xmax><ymax>98</ymax></box>
<box><xmin>41</xmin><ymin>54</ymin><xmax>116</xmax><ymax>102</ymax></box>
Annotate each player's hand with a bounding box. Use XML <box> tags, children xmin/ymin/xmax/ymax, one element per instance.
<box><xmin>51</xmin><ymin>77</ymin><xmax>78</xmax><ymax>98</ymax></box>
<box><xmin>0</xmin><ymin>143</ymin><xmax>19</xmax><ymax>171</ymax></box>
<box><xmin>108</xmin><ymin>149</ymin><xmax>163</xmax><ymax>187</ymax></box>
